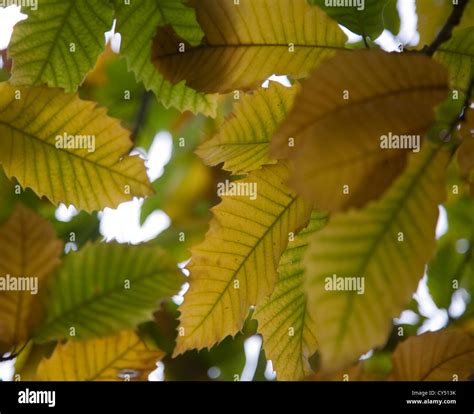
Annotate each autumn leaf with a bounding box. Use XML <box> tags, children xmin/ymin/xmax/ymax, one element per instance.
<box><xmin>9</xmin><ymin>0</ymin><xmax>114</xmax><ymax>92</ymax></box>
<box><xmin>36</xmin><ymin>331</ymin><xmax>163</xmax><ymax>381</ymax></box>
<box><xmin>390</xmin><ymin>330</ymin><xmax>474</xmax><ymax>381</ymax></box>
<box><xmin>255</xmin><ymin>212</ymin><xmax>328</xmax><ymax>381</ymax></box>
<box><xmin>34</xmin><ymin>243</ymin><xmax>183</xmax><ymax>343</ymax></box>
<box><xmin>0</xmin><ymin>205</ymin><xmax>63</xmax><ymax>348</ymax></box>
<box><xmin>152</xmin><ymin>0</ymin><xmax>347</xmax><ymax>94</ymax></box>
<box><xmin>305</xmin><ymin>143</ymin><xmax>450</xmax><ymax>372</ymax></box>
<box><xmin>113</xmin><ymin>0</ymin><xmax>218</xmax><ymax>116</ymax></box>
<box><xmin>0</xmin><ymin>82</ymin><xmax>153</xmax><ymax>212</ymax></box>
<box><xmin>197</xmin><ymin>82</ymin><xmax>300</xmax><ymax>175</ymax></box>
<box><xmin>271</xmin><ymin>50</ymin><xmax>449</xmax><ymax>212</ymax></box>
<box><xmin>175</xmin><ymin>162</ymin><xmax>312</xmax><ymax>354</ymax></box>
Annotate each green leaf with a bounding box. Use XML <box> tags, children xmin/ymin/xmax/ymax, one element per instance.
<box><xmin>309</xmin><ymin>0</ymin><xmax>388</xmax><ymax>40</ymax></box>
<box><xmin>428</xmin><ymin>196</ymin><xmax>474</xmax><ymax>309</ymax></box>
<box><xmin>435</xmin><ymin>27</ymin><xmax>474</xmax><ymax>93</ymax></box>
<box><xmin>383</xmin><ymin>0</ymin><xmax>401</xmax><ymax>36</ymax></box>
<box><xmin>197</xmin><ymin>82</ymin><xmax>299</xmax><ymax>175</ymax></box>
<box><xmin>34</xmin><ymin>243</ymin><xmax>184</xmax><ymax>343</ymax></box>
<box><xmin>114</xmin><ymin>0</ymin><xmax>218</xmax><ymax>116</ymax></box>
<box><xmin>255</xmin><ymin>212</ymin><xmax>328</xmax><ymax>381</ymax></box>
<box><xmin>305</xmin><ymin>143</ymin><xmax>451</xmax><ymax>371</ymax></box>
<box><xmin>9</xmin><ymin>0</ymin><xmax>114</xmax><ymax>92</ymax></box>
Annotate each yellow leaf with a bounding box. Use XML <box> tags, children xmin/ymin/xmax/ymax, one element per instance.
<box><xmin>390</xmin><ymin>330</ymin><xmax>474</xmax><ymax>381</ymax></box>
<box><xmin>175</xmin><ymin>162</ymin><xmax>312</xmax><ymax>354</ymax></box>
<box><xmin>255</xmin><ymin>212</ymin><xmax>328</xmax><ymax>381</ymax></box>
<box><xmin>305</xmin><ymin>143</ymin><xmax>450</xmax><ymax>372</ymax></box>
<box><xmin>197</xmin><ymin>82</ymin><xmax>299</xmax><ymax>175</ymax></box>
<box><xmin>36</xmin><ymin>331</ymin><xmax>163</xmax><ymax>381</ymax></box>
<box><xmin>0</xmin><ymin>205</ymin><xmax>63</xmax><ymax>347</ymax></box>
<box><xmin>271</xmin><ymin>50</ymin><xmax>448</xmax><ymax>212</ymax></box>
<box><xmin>0</xmin><ymin>83</ymin><xmax>153</xmax><ymax>212</ymax></box>
<box><xmin>152</xmin><ymin>0</ymin><xmax>347</xmax><ymax>94</ymax></box>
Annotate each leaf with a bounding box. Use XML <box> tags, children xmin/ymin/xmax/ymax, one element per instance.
<box><xmin>152</xmin><ymin>0</ymin><xmax>347</xmax><ymax>94</ymax></box>
<box><xmin>390</xmin><ymin>330</ymin><xmax>474</xmax><ymax>381</ymax></box>
<box><xmin>36</xmin><ymin>331</ymin><xmax>163</xmax><ymax>381</ymax></box>
<box><xmin>427</xmin><ymin>196</ymin><xmax>474</xmax><ymax>310</ymax></box>
<box><xmin>0</xmin><ymin>82</ymin><xmax>153</xmax><ymax>213</ymax></box>
<box><xmin>175</xmin><ymin>162</ymin><xmax>313</xmax><ymax>354</ymax></box>
<box><xmin>304</xmin><ymin>143</ymin><xmax>450</xmax><ymax>371</ymax></box>
<box><xmin>383</xmin><ymin>0</ymin><xmax>401</xmax><ymax>36</ymax></box>
<box><xmin>255</xmin><ymin>212</ymin><xmax>328</xmax><ymax>381</ymax></box>
<box><xmin>435</xmin><ymin>27</ymin><xmax>474</xmax><ymax>92</ymax></box>
<box><xmin>458</xmin><ymin>109</ymin><xmax>474</xmax><ymax>194</ymax></box>
<box><xmin>9</xmin><ymin>0</ymin><xmax>114</xmax><ymax>92</ymax></box>
<box><xmin>34</xmin><ymin>243</ymin><xmax>184</xmax><ymax>343</ymax></box>
<box><xmin>114</xmin><ymin>0</ymin><xmax>218</xmax><ymax>116</ymax></box>
<box><xmin>197</xmin><ymin>82</ymin><xmax>299</xmax><ymax>175</ymax></box>
<box><xmin>271</xmin><ymin>50</ymin><xmax>448</xmax><ymax>212</ymax></box>
<box><xmin>0</xmin><ymin>205</ymin><xmax>63</xmax><ymax>347</ymax></box>
<box><xmin>415</xmin><ymin>0</ymin><xmax>474</xmax><ymax>48</ymax></box>
<box><xmin>90</xmin><ymin>56</ymin><xmax>180</xmax><ymax>151</ymax></box>
<box><xmin>308</xmin><ymin>0</ymin><xmax>388</xmax><ymax>40</ymax></box>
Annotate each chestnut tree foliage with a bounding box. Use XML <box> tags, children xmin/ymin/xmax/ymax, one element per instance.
<box><xmin>0</xmin><ymin>0</ymin><xmax>473</xmax><ymax>381</ymax></box>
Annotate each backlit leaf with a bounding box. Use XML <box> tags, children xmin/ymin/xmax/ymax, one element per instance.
<box><xmin>255</xmin><ymin>212</ymin><xmax>328</xmax><ymax>381</ymax></box>
<box><xmin>197</xmin><ymin>82</ymin><xmax>299</xmax><ymax>175</ymax></box>
<box><xmin>9</xmin><ymin>0</ymin><xmax>114</xmax><ymax>92</ymax></box>
<box><xmin>36</xmin><ymin>331</ymin><xmax>163</xmax><ymax>381</ymax></box>
<box><xmin>390</xmin><ymin>330</ymin><xmax>474</xmax><ymax>381</ymax></box>
<box><xmin>34</xmin><ymin>243</ymin><xmax>184</xmax><ymax>343</ymax></box>
<box><xmin>0</xmin><ymin>82</ymin><xmax>153</xmax><ymax>212</ymax></box>
<box><xmin>271</xmin><ymin>50</ymin><xmax>448</xmax><ymax>212</ymax></box>
<box><xmin>114</xmin><ymin>0</ymin><xmax>218</xmax><ymax>116</ymax></box>
<box><xmin>152</xmin><ymin>0</ymin><xmax>347</xmax><ymax>94</ymax></box>
<box><xmin>175</xmin><ymin>162</ymin><xmax>312</xmax><ymax>354</ymax></box>
<box><xmin>305</xmin><ymin>143</ymin><xmax>450</xmax><ymax>371</ymax></box>
<box><xmin>0</xmin><ymin>205</ymin><xmax>62</xmax><ymax>347</ymax></box>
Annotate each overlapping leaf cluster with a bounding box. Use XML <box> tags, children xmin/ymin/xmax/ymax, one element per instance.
<box><xmin>0</xmin><ymin>0</ymin><xmax>473</xmax><ymax>381</ymax></box>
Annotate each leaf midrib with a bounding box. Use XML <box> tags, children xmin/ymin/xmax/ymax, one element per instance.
<box><xmin>35</xmin><ymin>264</ymin><xmax>177</xmax><ymax>341</ymax></box>
<box><xmin>0</xmin><ymin>119</ymin><xmax>147</xmax><ymax>187</ymax></box>
<box><xmin>157</xmin><ymin>43</ymin><xmax>348</xmax><ymax>59</ymax></box>
<box><xmin>187</xmin><ymin>195</ymin><xmax>301</xmax><ymax>337</ymax></box>
<box><xmin>334</xmin><ymin>145</ymin><xmax>444</xmax><ymax>351</ymax></box>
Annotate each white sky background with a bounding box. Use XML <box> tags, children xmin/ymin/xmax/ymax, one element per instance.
<box><xmin>0</xmin><ymin>0</ymin><xmax>468</xmax><ymax>381</ymax></box>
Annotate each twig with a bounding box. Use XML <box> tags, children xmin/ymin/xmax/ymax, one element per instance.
<box><xmin>131</xmin><ymin>91</ymin><xmax>153</xmax><ymax>144</ymax></box>
<box><xmin>423</xmin><ymin>0</ymin><xmax>471</xmax><ymax>57</ymax></box>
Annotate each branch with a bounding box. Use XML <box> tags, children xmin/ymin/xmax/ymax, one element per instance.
<box><xmin>423</xmin><ymin>0</ymin><xmax>470</xmax><ymax>57</ymax></box>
